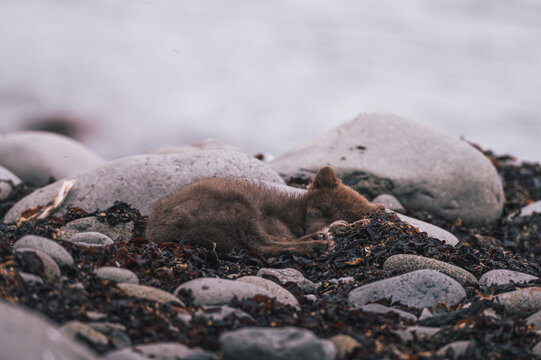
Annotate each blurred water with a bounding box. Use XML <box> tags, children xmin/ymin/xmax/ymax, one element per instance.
<box><xmin>0</xmin><ymin>0</ymin><xmax>540</xmax><ymax>161</ymax></box>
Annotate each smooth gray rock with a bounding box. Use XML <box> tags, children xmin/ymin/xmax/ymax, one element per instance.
<box><xmin>13</xmin><ymin>235</ymin><xmax>74</xmax><ymax>266</ymax></box>
<box><xmin>104</xmin><ymin>343</ymin><xmax>216</xmax><ymax>360</ymax></box>
<box><xmin>383</xmin><ymin>254</ymin><xmax>477</xmax><ymax>286</ymax></box>
<box><xmin>174</xmin><ymin>277</ymin><xmax>273</xmax><ymax>307</ymax></box>
<box><xmin>479</xmin><ymin>269</ymin><xmax>538</xmax><ymax>287</ymax></box>
<box><xmin>520</xmin><ymin>201</ymin><xmax>541</xmax><ymax>217</ymax></box>
<box><xmin>219</xmin><ymin>327</ymin><xmax>336</xmax><ymax>360</ymax></box>
<box><xmin>257</xmin><ymin>267</ymin><xmax>318</xmax><ymax>293</ymax></box>
<box><xmin>117</xmin><ymin>283</ymin><xmax>184</xmax><ymax>306</ymax></box>
<box><xmin>0</xmin><ymin>131</ymin><xmax>104</xmax><ymax>185</ymax></box>
<box><xmin>436</xmin><ymin>340</ymin><xmax>471</xmax><ymax>359</ymax></box>
<box><xmin>4</xmin><ymin>150</ymin><xmax>284</xmax><ymax>223</ymax></box>
<box><xmin>193</xmin><ymin>305</ymin><xmax>253</xmax><ymax>322</ymax></box>
<box><xmin>60</xmin><ymin>321</ymin><xmax>109</xmax><ymax>348</ymax></box>
<box><xmin>14</xmin><ymin>247</ymin><xmax>61</xmax><ymax>280</ymax></box>
<box><xmin>67</xmin><ymin>232</ymin><xmax>114</xmax><ymax>247</ymax></box>
<box><xmin>360</xmin><ymin>303</ymin><xmax>417</xmax><ymax>321</ymax></box>
<box><xmin>348</xmin><ymin>270</ymin><xmax>465</xmax><ymax>308</ymax></box>
<box><xmin>95</xmin><ymin>267</ymin><xmax>139</xmax><ymax>284</ymax></box>
<box><xmin>236</xmin><ymin>276</ymin><xmax>300</xmax><ymax>309</ymax></box>
<box><xmin>526</xmin><ymin>310</ymin><xmax>541</xmax><ymax>329</ymax></box>
<box><xmin>394</xmin><ymin>326</ymin><xmax>440</xmax><ymax>342</ymax></box>
<box><xmin>19</xmin><ymin>272</ymin><xmax>44</xmax><ymax>284</ymax></box>
<box><xmin>58</xmin><ymin>216</ymin><xmax>134</xmax><ymax>243</ymax></box>
<box><xmin>533</xmin><ymin>341</ymin><xmax>541</xmax><ymax>355</ymax></box>
<box><xmin>0</xmin><ymin>300</ymin><xmax>98</xmax><ymax>360</ymax></box>
<box><xmin>0</xmin><ymin>165</ymin><xmax>21</xmax><ymax>201</ymax></box>
<box><xmin>394</xmin><ymin>212</ymin><xmax>460</xmax><ymax>246</ymax></box>
<box><xmin>494</xmin><ymin>287</ymin><xmax>541</xmax><ymax>313</ymax></box>
<box><xmin>372</xmin><ymin>194</ymin><xmax>404</xmax><ymax>212</ymax></box>
<box><xmin>270</xmin><ymin>113</ymin><xmax>504</xmax><ymax>226</ymax></box>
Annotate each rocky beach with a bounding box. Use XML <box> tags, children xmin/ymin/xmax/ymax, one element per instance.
<box><xmin>1</xmin><ymin>113</ymin><xmax>541</xmax><ymax>359</ymax></box>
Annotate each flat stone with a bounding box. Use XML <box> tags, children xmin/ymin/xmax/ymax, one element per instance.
<box><xmin>57</xmin><ymin>216</ymin><xmax>134</xmax><ymax>243</ymax></box>
<box><xmin>494</xmin><ymin>287</ymin><xmax>541</xmax><ymax>313</ymax></box>
<box><xmin>526</xmin><ymin>310</ymin><xmax>541</xmax><ymax>329</ymax></box>
<box><xmin>67</xmin><ymin>232</ymin><xmax>114</xmax><ymax>247</ymax></box>
<box><xmin>256</xmin><ymin>268</ymin><xmax>318</xmax><ymax>293</ymax></box>
<box><xmin>237</xmin><ymin>276</ymin><xmax>300</xmax><ymax>308</ymax></box>
<box><xmin>117</xmin><ymin>283</ymin><xmax>184</xmax><ymax>306</ymax></box>
<box><xmin>193</xmin><ymin>305</ymin><xmax>253</xmax><ymax>322</ymax></box>
<box><xmin>383</xmin><ymin>254</ymin><xmax>477</xmax><ymax>286</ymax></box>
<box><xmin>95</xmin><ymin>267</ymin><xmax>139</xmax><ymax>284</ymax></box>
<box><xmin>372</xmin><ymin>194</ymin><xmax>404</xmax><ymax>212</ymax></box>
<box><xmin>0</xmin><ymin>165</ymin><xmax>21</xmax><ymax>201</ymax></box>
<box><xmin>60</xmin><ymin>321</ymin><xmax>109</xmax><ymax>348</ymax></box>
<box><xmin>174</xmin><ymin>277</ymin><xmax>273</xmax><ymax>307</ymax></box>
<box><xmin>348</xmin><ymin>269</ymin><xmax>465</xmax><ymax>309</ymax></box>
<box><xmin>0</xmin><ymin>131</ymin><xmax>104</xmax><ymax>185</ymax></box>
<box><xmin>394</xmin><ymin>212</ymin><xmax>460</xmax><ymax>246</ymax></box>
<box><xmin>4</xmin><ymin>150</ymin><xmax>284</xmax><ymax>223</ymax></box>
<box><xmin>13</xmin><ymin>235</ymin><xmax>74</xmax><ymax>266</ymax></box>
<box><xmin>329</xmin><ymin>335</ymin><xmax>360</xmax><ymax>360</ymax></box>
<box><xmin>0</xmin><ymin>300</ymin><xmax>98</xmax><ymax>360</ymax></box>
<box><xmin>270</xmin><ymin>113</ymin><xmax>504</xmax><ymax>226</ymax></box>
<box><xmin>14</xmin><ymin>247</ymin><xmax>61</xmax><ymax>280</ymax></box>
<box><xmin>436</xmin><ymin>340</ymin><xmax>471</xmax><ymax>359</ymax></box>
<box><xmin>395</xmin><ymin>326</ymin><xmax>440</xmax><ymax>342</ymax></box>
<box><xmin>219</xmin><ymin>326</ymin><xmax>336</xmax><ymax>360</ymax></box>
<box><xmin>360</xmin><ymin>303</ymin><xmax>417</xmax><ymax>321</ymax></box>
<box><xmin>479</xmin><ymin>269</ymin><xmax>538</xmax><ymax>287</ymax></box>
<box><xmin>520</xmin><ymin>201</ymin><xmax>541</xmax><ymax>217</ymax></box>
<box><xmin>104</xmin><ymin>343</ymin><xmax>216</xmax><ymax>360</ymax></box>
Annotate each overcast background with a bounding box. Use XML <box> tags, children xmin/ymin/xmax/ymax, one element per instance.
<box><xmin>1</xmin><ymin>0</ymin><xmax>540</xmax><ymax>161</ymax></box>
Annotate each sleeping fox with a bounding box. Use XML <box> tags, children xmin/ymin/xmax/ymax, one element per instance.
<box><xmin>145</xmin><ymin>166</ymin><xmax>384</xmax><ymax>256</ymax></box>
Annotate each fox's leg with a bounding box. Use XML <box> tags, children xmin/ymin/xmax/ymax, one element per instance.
<box><xmin>257</xmin><ymin>239</ymin><xmax>333</xmax><ymax>256</ymax></box>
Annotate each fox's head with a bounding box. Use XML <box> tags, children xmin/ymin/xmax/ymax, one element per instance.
<box><xmin>305</xmin><ymin>166</ymin><xmax>384</xmax><ymax>234</ymax></box>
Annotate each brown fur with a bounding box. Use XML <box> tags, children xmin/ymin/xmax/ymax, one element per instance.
<box><xmin>145</xmin><ymin>166</ymin><xmax>384</xmax><ymax>256</ymax></box>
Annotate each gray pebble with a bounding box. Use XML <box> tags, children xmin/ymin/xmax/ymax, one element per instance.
<box><xmin>67</xmin><ymin>232</ymin><xmax>114</xmax><ymax>247</ymax></box>
<box><xmin>117</xmin><ymin>283</ymin><xmax>184</xmax><ymax>306</ymax></box>
<box><xmin>0</xmin><ymin>165</ymin><xmax>21</xmax><ymax>201</ymax></box>
<box><xmin>348</xmin><ymin>269</ymin><xmax>465</xmax><ymax>309</ymax></box>
<box><xmin>13</xmin><ymin>235</ymin><xmax>74</xmax><ymax>266</ymax></box>
<box><xmin>14</xmin><ymin>247</ymin><xmax>61</xmax><ymax>280</ymax></box>
<box><xmin>383</xmin><ymin>254</ymin><xmax>478</xmax><ymax>286</ymax></box>
<box><xmin>394</xmin><ymin>326</ymin><xmax>440</xmax><ymax>342</ymax></box>
<box><xmin>19</xmin><ymin>272</ymin><xmax>44</xmax><ymax>285</ymax></box>
<box><xmin>236</xmin><ymin>276</ymin><xmax>300</xmax><ymax>309</ymax></box>
<box><xmin>219</xmin><ymin>326</ymin><xmax>336</xmax><ymax>360</ymax></box>
<box><xmin>393</xmin><ymin>212</ymin><xmax>460</xmax><ymax>246</ymax></box>
<box><xmin>194</xmin><ymin>305</ymin><xmax>253</xmax><ymax>322</ymax></box>
<box><xmin>60</xmin><ymin>321</ymin><xmax>109</xmax><ymax>348</ymax></box>
<box><xmin>436</xmin><ymin>340</ymin><xmax>471</xmax><ymax>359</ymax></box>
<box><xmin>88</xmin><ymin>322</ymin><xmax>131</xmax><ymax>350</ymax></box>
<box><xmin>104</xmin><ymin>342</ymin><xmax>215</xmax><ymax>360</ymax></box>
<box><xmin>479</xmin><ymin>269</ymin><xmax>538</xmax><ymax>287</ymax></box>
<box><xmin>495</xmin><ymin>287</ymin><xmax>541</xmax><ymax>313</ymax></box>
<box><xmin>520</xmin><ymin>201</ymin><xmax>541</xmax><ymax>217</ymax></box>
<box><xmin>533</xmin><ymin>341</ymin><xmax>541</xmax><ymax>356</ymax></box>
<box><xmin>256</xmin><ymin>267</ymin><xmax>318</xmax><ymax>293</ymax></box>
<box><xmin>372</xmin><ymin>194</ymin><xmax>404</xmax><ymax>212</ymax></box>
<box><xmin>360</xmin><ymin>303</ymin><xmax>417</xmax><ymax>321</ymax></box>
<box><xmin>526</xmin><ymin>310</ymin><xmax>541</xmax><ymax>329</ymax></box>
<box><xmin>96</xmin><ymin>267</ymin><xmax>139</xmax><ymax>284</ymax></box>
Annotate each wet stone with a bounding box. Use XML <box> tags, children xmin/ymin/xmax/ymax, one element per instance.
<box><xmin>95</xmin><ymin>267</ymin><xmax>139</xmax><ymax>284</ymax></box>
<box><xmin>219</xmin><ymin>326</ymin><xmax>336</xmax><ymax>360</ymax></box>
<box><xmin>104</xmin><ymin>342</ymin><xmax>216</xmax><ymax>360</ymax></box>
<box><xmin>117</xmin><ymin>283</ymin><xmax>184</xmax><ymax>306</ymax></box>
<box><xmin>256</xmin><ymin>267</ymin><xmax>318</xmax><ymax>293</ymax></box>
<box><xmin>236</xmin><ymin>276</ymin><xmax>300</xmax><ymax>309</ymax></box>
<box><xmin>60</xmin><ymin>320</ymin><xmax>109</xmax><ymax>348</ymax></box>
<box><xmin>58</xmin><ymin>216</ymin><xmax>135</xmax><ymax>243</ymax></box>
<box><xmin>495</xmin><ymin>287</ymin><xmax>541</xmax><ymax>313</ymax></box>
<box><xmin>174</xmin><ymin>277</ymin><xmax>273</xmax><ymax>307</ymax></box>
<box><xmin>13</xmin><ymin>235</ymin><xmax>74</xmax><ymax>266</ymax></box>
<box><xmin>348</xmin><ymin>269</ymin><xmax>466</xmax><ymax>309</ymax></box>
<box><xmin>479</xmin><ymin>269</ymin><xmax>538</xmax><ymax>287</ymax></box>
<box><xmin>14</xmin><ymin>247</ymin><xmax>61</xmax><ymax>280</ymax></box>
<box><xmin>383</xmin><ymin>254</ymin><xmax>478</xmax><ymax>286</ymax></box>
<box><xmin>67</xmin><ymin>232</ymin><xmax>114</xmax><ymax>247</ymax></box>
<box><xmin>360</xmin><ymin>303</ymin><xmax>417</xmax><ymax>322</ymax></box>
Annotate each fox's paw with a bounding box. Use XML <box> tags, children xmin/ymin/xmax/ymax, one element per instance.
<box><xmin>325</xmin><ymin>220</ymin><xmax>350</xmax><ymax>237</ymax></box>
<box><xmin>303</xmin><ymin>239</ymin><xmax>335</xmax><ymax>256</ymax></box>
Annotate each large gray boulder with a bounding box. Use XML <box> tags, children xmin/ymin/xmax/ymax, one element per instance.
<box><xmin>3</xmin><ymin>150</ymin><xmax>284</xmax><ymax>223</ymax></box>
<box><xmin>0</xmin><ymin>131</ymin><xmax>104</xmax><ymax>185</ymax></box>
<box><xmin>270</xmin><ymin>113</ymin><xmax>504</xmax><ymax>226</ymax></box>
<box><xmin>0</xmin><ymin>301</ymin><xmax>98</xmax><ymax>360</ymax></box>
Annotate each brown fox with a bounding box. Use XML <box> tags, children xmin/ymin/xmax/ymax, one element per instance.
<box><xmin>145</xmin><ymin>166</ymin><xmax>384</xmax><ymax>256</ymax></box>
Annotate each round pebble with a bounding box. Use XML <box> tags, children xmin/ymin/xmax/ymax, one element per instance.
<box><xmin>117</xmin><ymin>283</ymin><xmax>184</xmax><ymax>306</ymax></box>
<box><xmin>256</xmin><ymin>267</ymin><xmax>318</xmax><ymax>293</ymax></box>
<box><xmin>479</xmin><ymin>269</ymin><xmax>538</xmax><ymax>287</ymax></box>
<box><xmin>60</xmin><ymin>321</ymin><xmax>109</xmax><ymax>348</ymax></box>
<box><xmin>494</xmin><ymin>287</ymin><xmax>541</xmax><ymax>313</ymax></box>
<box><xmin>236</xmin><ymin>276</ymin><xmax>300</xmax><ymax>309</ymax></box>
<box><xmin>360</xmin><ymin>303</ymin><xmax>417</xmax><ymax>322</ymax></box>
<box><xmin>14</xmin><ymin>247</ymin><xmax>61</xmax><ymax>280</ymax></box>
<box><xmin>13</xmin><ymin>235</ymin><xmax>74</xmax><ymax>266</ymax></box>
<box><xmin>95</xmin><ymin>267</ymin><xmax>139</xmax><ymax>284</ymax></box>
<box><xmin>67</xmin><ymin>232</ymin><xmax>114</xmax><ymax>247</ymax></box>
<box><xmin>372</xmin><ymin>194</ymin><xmax>405</xmax><ymax>212</ymax></box>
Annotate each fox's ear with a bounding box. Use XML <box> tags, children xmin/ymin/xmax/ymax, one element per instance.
<box><xmin>311</xmin><ymin>166</ymin><xmax>339</xmax><ymax>190</ymax></box>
